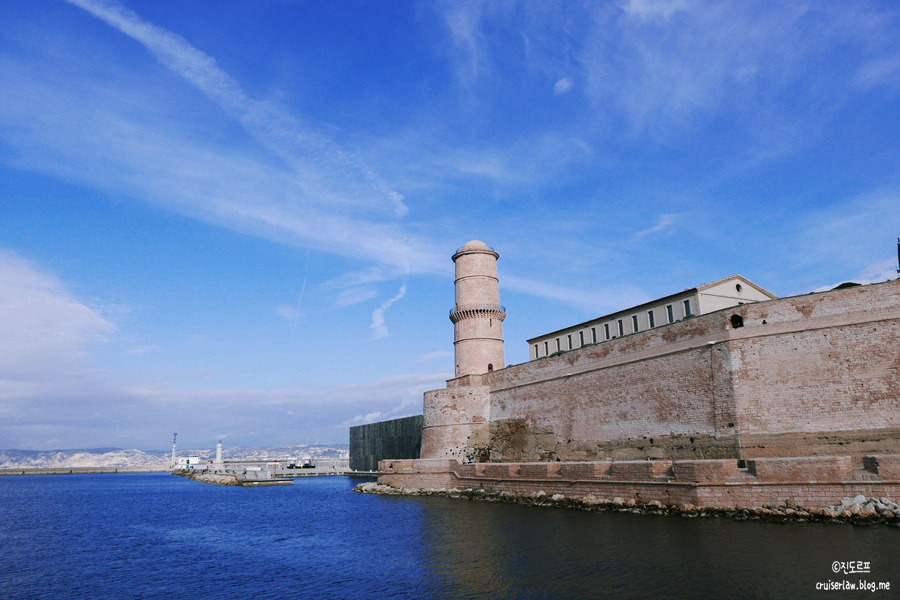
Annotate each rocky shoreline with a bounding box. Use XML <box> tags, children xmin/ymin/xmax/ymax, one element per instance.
<box><xmin>355</xmin><ymin>483</ymin><xmax>900</xmax><ymax>526</ymax></box>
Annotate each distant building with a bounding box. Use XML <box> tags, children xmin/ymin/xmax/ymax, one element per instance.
<box><xmin>350</xmin><ymin>415</ymin><xmax>423</xmax><ymax>472</ymax></box>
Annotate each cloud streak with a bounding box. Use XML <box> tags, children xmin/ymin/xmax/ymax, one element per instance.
<box><xmin>4</xmin><ymin>0</ymin><xmax>445</xmax><ymax>279</ymax></box>
<box><xmin>65</xmin><ymin>0</ymin><xmax>407</xmax><ymax>218</ymax></box>
<box><xmin>370</xmin><ymin>284</ymin><xmax>408</xmax><ymax>339</ymax></box>
<box><xmin>0</xmin><ymin>250</ymin><xmax>114</xmax><ymax>382</ymax></box>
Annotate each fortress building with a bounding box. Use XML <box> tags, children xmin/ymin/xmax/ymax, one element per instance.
<box><xmin>419</xmin><ymin>241</ymin><xmax>900</xmax><ymax>464</ymax></box>
<box><xmin>376</xmin><ymin>241</ymin><xmax>900</xmax><ymax>510</ymax></box>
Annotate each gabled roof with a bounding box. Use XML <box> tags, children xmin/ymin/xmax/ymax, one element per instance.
<box><xmin>697</xmin><ymin>274</ymin><xmax>778</xmax><ymax>299</ymax></box>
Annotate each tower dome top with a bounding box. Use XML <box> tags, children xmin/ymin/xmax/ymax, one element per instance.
<box><xmin>453</xmin><ymin>240</ymin><xmax>499</xmax><ymax>261</ymax></box>
<box><xmin>462</xmin><ymin>240</ymin><xmax>490</xmax><ymax>251</ymax></box>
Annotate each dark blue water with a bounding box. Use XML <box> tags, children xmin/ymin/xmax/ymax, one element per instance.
<box><xmin>0</xmin><ymin>474</ymin><xmax>897</xmax><ymax>599</ymax></box>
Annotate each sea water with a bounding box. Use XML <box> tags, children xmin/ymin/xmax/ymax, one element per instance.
<box><xmin>0</xmin><ymin>473</ymin><xmax>897</xmax><ymax>599</ymax></box>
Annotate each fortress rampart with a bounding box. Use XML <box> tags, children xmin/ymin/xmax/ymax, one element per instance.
<box><xmin>379</xmin><ymin>455</ymin><xmax>900</xmax><ymax>511</ymax></box>
<box><xmin>423</xmin><ymin>277</ymin><xmax>900</xmax><ymax>463</ymax></box>
<box><xmin>384</xmin><ymin>241</ymin><xmax>900</xmax><ymax>510</ymax></box>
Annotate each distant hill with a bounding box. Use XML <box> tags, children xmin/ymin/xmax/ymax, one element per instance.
<box><xmin>0</xmin><ymin>445</ymin><xmax>349</xmax><ymax>469</ymax></box>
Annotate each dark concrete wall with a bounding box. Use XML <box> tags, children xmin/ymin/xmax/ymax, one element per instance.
<box><xmin>350</xmin><ymin>415</ymin><xmax>423</xmax><ymax>472</ymax></box>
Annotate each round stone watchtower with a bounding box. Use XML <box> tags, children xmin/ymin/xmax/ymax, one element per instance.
<box><xmin>450</xmin><ymin>241</ymin><xmax>506</xmax><ymax>377</ymax></box>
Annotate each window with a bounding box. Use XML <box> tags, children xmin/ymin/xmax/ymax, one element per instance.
<box><xmin>579</xmin><ymin>331</ymin><xmax>584</xmax><ymax>346</ymax></box>
<box><xmin>591</xmin><ymin>327</ymin><xmax>597</xmax><ymax>343</ymax></box>
<box><xmin>648</xmin><ymin>310</ymin><xmax>655</xmax><ymax>328</ymax></box>
<box><xmin>632</xmin><ymin>315</ymin><xmax>639</xmax><ymax>333</ymax></box>
<box><xmin>556</xmin><ymin>338</ymin><xmax>561</xmax><ymax>352</ymax></box>
<box><xmin>617</xmin><ymin>320</ymin><xmax>624</xmax><ymax>337</ymax></box>
<box><xmin>604</xmin><ymin>324</ymin><xmax>610</xmax><ymax>340</ymax></box>
<box><xmin>730</xmin><ymin>314</ymin><xmax>744</xmax><ymax>328</ymax></box>
<box><xmin>684</xmin><ymin>299</ymin><xmax>692</xmax><ymax>317</ymax></box>
<box><xmin>567</xmin><ymin>334</ymin><xmax>572</xmax><ymax>350</ymax></box>
<box><xmin>735</xmin><ymin>283</ymin><xmax>743</xmax><ymax>293</ymax></box>
<box><xmin>544</xmin><ymin>341</ymin><xmax>549</xmax><ymax>355</ymax></box>
<box><xmin>534</xmin><ymin>344</ymin><xmax>539</xmax><ymax>359</ymax></box>
<box><xmin>666</xmin><ymin>304</ymin><xmax>674</xmax><ymax>323</ymax></box>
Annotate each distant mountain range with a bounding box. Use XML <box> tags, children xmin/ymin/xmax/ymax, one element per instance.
<box><xmin>0</xmin><ymin>445</ymin><xmax>349</xmax><ymax>469</ymax></box>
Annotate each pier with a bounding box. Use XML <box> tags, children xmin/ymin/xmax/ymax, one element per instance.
<box><xmin>176</xmin><ymin>457</ymin><xmax>377</xmax><ymax>485</ymax></box>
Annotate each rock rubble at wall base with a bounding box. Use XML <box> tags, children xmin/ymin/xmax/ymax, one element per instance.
<box><xmin>354</xmin><ymin>482</ymin><xmax>900</xmax><ymax>526</ymax></box>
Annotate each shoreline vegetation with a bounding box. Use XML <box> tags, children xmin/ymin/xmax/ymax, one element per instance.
<box><xmin>355</xmin><ymin>482</ymin><xmax>900</xmax><ymax>527</ymax></box>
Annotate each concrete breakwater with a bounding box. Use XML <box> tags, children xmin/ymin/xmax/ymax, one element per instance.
<box><xmin>0</xmin><ymin>466</ymin><xmax>169</xmax><ymax>476</ymax></box>
<box><xmin>355</xmin><ymin>482</ymin><xmax>900</xmax><ymax>526</ymax></box>
<box><xmin>173</xmin><ymin>470</ymin><xmax>292</xmax><ymax>486</ymax></box>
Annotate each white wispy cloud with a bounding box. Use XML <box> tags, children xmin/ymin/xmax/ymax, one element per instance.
<box><xmin>441</xmin><ymin>1</ymin><xmax>490</xmax><ymax>89</ymax></box>
<box><xmin>0</xmin><ymin>250</ymin><xmax>115</xmax><ymax>381</ymax></box>
<box><xmin>65</xmin><ymin>0</ymin><xmax>407</xmax><ymax>219</ymax></box>
<box><xmin>790</xmin><ymin>187</ymin><xmax>900</xmax><ymax>288</ymax></box>
<box><xmin>553</xmin><ymin>77</ymin><xmax>574</xmax><ymax>94</ymax></box>
<box><xmin>274</xmin><ymin>305</ymin><xmax>300</xmax><ymax>321</ymax></box>
<box><xmin>632</xmin><ymin>213</ymin><xmax>679</xmax><ymax>240</ymax></box>
<box><xmin>1</xmin><ymin>0</ymin><xmax>449</xmax><ymax>279</ymax></box>
<box><xmin>574</xmin><ymin>1</ymin><xmax>900</xmax><ymax>143</ymax></box>
<box><xmin>369</xmin><ymin>284</ymin><xmax>408</xmax><ymax>339</ymax></box>
<box><xmin>337</xmin><ymin>287</ymin><xmax>379</xmax><ymax>308</ymax></box>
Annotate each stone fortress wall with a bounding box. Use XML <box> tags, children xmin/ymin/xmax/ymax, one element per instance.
<box><xmin>386</xmin><ymin>241</ymin><xmax>900</xmax><ymax>510</ymax></box>
<box><xmin>480</xmin><ymin>278</ymin><xmax>900</xmax><ymax>463</ymax></box>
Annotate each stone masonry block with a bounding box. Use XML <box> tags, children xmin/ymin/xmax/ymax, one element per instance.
<box><xmin>484</xmin><ymin>464</ymin><xmax>508</xmax><ymax>478</ymax></box>
<box><xmin>672</xmin><ymin>459</ymin><xmax>741</xmax><ymax>483</ymax></box>
<box><xmin>748</xmin><ymin>456</ymin><xmax>854</xmax><ymax>482</ymax></box>
<box><xmin>609</xmin><ymin>460</ymin><xmax>673</xmax><ymax>480</ymax></box>
<box><xmin>556</xmin><ymin>463</ymin><xmax>598</xmax><ymax>480</ymax></box>
<box><xmin>518</xmin><ymin>463</ymin><xmax>554</xmax><ymax>479</ymax></box>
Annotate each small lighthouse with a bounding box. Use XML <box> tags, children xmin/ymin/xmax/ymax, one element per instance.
<box><xmin>450</xmin><ymin>241</ymin><xmax>506</xmax><ymax>376</ymax></box>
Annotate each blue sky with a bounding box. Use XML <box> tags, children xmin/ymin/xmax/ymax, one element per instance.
<box><xmin>1</xmin><ymin>0</ymin><xmax>899</xmax><ymax>450</ymax></box>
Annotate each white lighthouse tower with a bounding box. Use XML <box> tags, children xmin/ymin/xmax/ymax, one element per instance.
<box><xmin>450</xmin><ymin>241</ymin><xmax>506</xmax><ymax>376</ymax></box>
